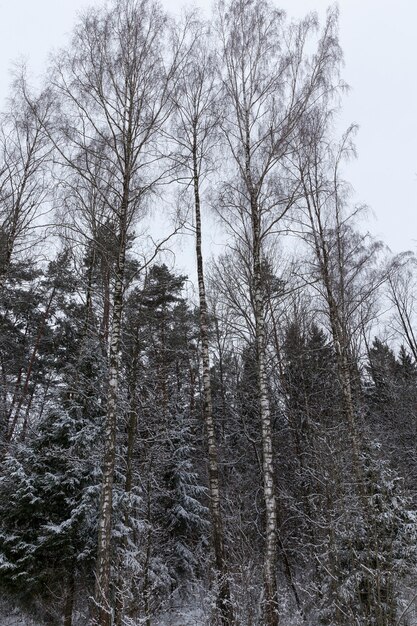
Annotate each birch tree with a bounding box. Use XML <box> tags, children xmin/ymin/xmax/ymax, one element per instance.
<box><xmin>171</xmin><ymin>18</ymin><xmax>234</xmax><ymax>624</ymax></box>
<box><xmin>292</xmin><ymin>118</ymin><xmax>383</xmax><ymax>475</ymax></box>
<box><xmin>289</xmin><ymin>106</ymin><xmax>411</xmax><ymax>623</ymax></box>
<box><xmin>216</xmin><ymin>1</ymin><xmax>342</xmax><ymax>622</ymax></box>
<box><xmin>46</xmin><ymin>1</ymin><xmax>185</xmax><ymax>622</ymax></box>
<box><xmin>386</xmin><ymin>252</ymin><xmax>417</xmax><ymax>363</ymax></box>
<box><xmin>0</xmin><ymin>84</ymin><xmax>52</xmax><ymax>290</ymax></box>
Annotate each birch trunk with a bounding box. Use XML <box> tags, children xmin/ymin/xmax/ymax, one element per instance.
<box><xmin>252</xmin><ymin>218</ymin><xmax>279</xmax><ymax>626</ymax></box>
<box><xmin>192</xmin><ymin>137</ymin><xmax>234</xmax><ymax>625</ymax></box>
<box><xmin>244</xmin><ymin>79</ymin><xmax>278</xmax><ymax>618</ymax></box>
<box><xmin>217</xmin><ymin>3</ymin><xmax>342</xmax><ymax>621</ymax></box>
<box><xmin>303</xmin><ymin>184</ymin><xmax>362</xmax><ymax>476</ymax></box>
<box><xmin>94</xmin><ymin>206</ymin><xmax>127</xmax><ymax>626</ymax></box>
<box><xmin>49</xmin><ymin>4</ymin><xmax>178</xmax><ymax>621</ymax></box>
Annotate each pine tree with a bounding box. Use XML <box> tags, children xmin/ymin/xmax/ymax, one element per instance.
<box><xmin>0</xmin><ymin>264</ymin><xmax>106</xmax><ymax>624</ymax></box>
<box><xmin>0</xmin><ymin>394</ymin><xmax>102</xmax><ymax>625</ymax></box>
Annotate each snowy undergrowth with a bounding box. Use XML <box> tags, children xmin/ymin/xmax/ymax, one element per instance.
<box><xmin>155</xmin><ymin>606</ymin><xmax>207</xmax><ymax>626</ymax></box>
<box><xmin>0</xmin><ymin>610</ymin><xmax>41</xmax><ymax>626</ymax></box>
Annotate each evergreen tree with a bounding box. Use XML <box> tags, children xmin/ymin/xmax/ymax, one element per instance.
<box><xmin>366</xmin><ymin>338</ymin><xmax>417</xmax><ymax>489</ymax></box>
<box><xmin>0</xmin><ymin>258</ymin><xmax>105</xmax><ymax>624</ymax></box>
<box><xmin>0</xmin><ymin>388</ymin><xmax>102</xmax><ymax>624</ymax></box>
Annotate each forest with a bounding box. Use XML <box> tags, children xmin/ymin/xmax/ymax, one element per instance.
<box><xmin>0</xmin><ymin>0</ymin><xmax>417</xmax><ymax>624</ymax></box>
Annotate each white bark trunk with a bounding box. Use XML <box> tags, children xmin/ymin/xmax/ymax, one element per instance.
<box><xmin>94</xmin><ymin>222</ymin><xmax>126</xmax><ymax>626</ymax></box>
<box><xmin>246</xmin><ymin>95</ymin><xmax>278</xmax><ymax>620</ymax></box>
<box><xmin>193</xmin><ymin>138</ymin><xmax>234</xmax><ymax>625</ymax></box>
<box><xmin>253</xmin><ymin>247</ymin><xmax>279</xmax><ymax>626</ymax></box>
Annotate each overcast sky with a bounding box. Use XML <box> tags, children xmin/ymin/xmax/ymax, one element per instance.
<box><xmin>0</xmin><ymin>0</ymin><xmax>415</xmax><ymax>257</ymax></box>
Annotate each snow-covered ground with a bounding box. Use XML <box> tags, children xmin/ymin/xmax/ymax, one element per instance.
<box><xmin>0</xmin><ymin>610</ymin><xmax>206</xmax><ymax>625</ymax></box>
<box><xmin>0</xmin><ymin>616</ymin><xmax>41</xmax><ymax>626</ymax></box>
<box><xmin>156</xmin><ymin>607</ymin><xmax>206</xmax><ymax>625</ymax></box>
<box><xmin>0</xmin><ymin>604</ymin><xmax>207</xmax><ymax>626</ymax></box>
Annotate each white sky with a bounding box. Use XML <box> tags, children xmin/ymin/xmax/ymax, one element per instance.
<box><xmin>0</xmin><ymin>0</ymin><xmax>416</xmax><ymax>258</ymax></box>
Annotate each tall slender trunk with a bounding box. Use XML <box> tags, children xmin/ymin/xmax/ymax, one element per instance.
<box><xmin>192</xmin><ymin>136</ymin><xmax>234</xmax><ymax>625</ymax></box>
<box><xmin>83</xmin><ymin>246</ymin><xmax>96</xmax><ymax>338</ymax></box>
<box><xmin>63</xmin><ymin>569</ymin><xmax>75</xmax><ymax>626</ymax></box>
<box><xmin>253</xmin><ymin>249</ymin><xmax>279</xmax><ymax>626</ymax></box>
<box><xmin>214</xmin><ymin>317</ymin><xmax>227</xmax><ymax>439</ymax></box>
<box><xmin>20</xmin><ymin>383</ymin><xmax>36</xmax><ymax>441</ymax></box>
<box><xmin>246</xmin><ymin>92</ymin><xmax>278</xmax><ymax>621</ymax></box>
<box><xmin>319</xmin><ymin>246</ymin><xmax>362</xmax><ymax>481</ymax></box>
<box><xmin>125</xmin><ymin>344</ymin><xmax>139</xmax><ymax>496</ymax></box>
<box><xmin>268</xmin><ymin>303</ymin><xmax>310</xmax><ymax>617</ymax></box>
<box><xmin>100</xmin><ymin>262</ymin><xmax>111</xmax><ymax>355</ymax></box>
<box><xmin>94</xmin><ymin>194</ymin><xmax>128</xmax><ymax>626</ymax></box>
<box><xmin>302</xmin><ymin>184</ymin><xmax>362</xmax><ymax>477</ymax></box>
<box><xmin>143</xmin><ymin>470</ymin><xmax>153</xmax><ymax>626</ymax></box>
<box><xmin>5</xmin><ymin>364</ymin><xmax>24</xmax><ymax>437</ymax></box>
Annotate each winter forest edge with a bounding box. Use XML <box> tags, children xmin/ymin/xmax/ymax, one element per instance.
<box><xmin>0</xmin><ymin>0</ymin><xmax>416</xmax><ymax>624</ymax></box>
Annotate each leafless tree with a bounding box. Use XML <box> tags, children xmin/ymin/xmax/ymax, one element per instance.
<box><xmin>170</xmin><ymin>16</ymin><xmax>235</xmax><ymax>624</ymax></box>
<box><xmin>0</xmin><ymin>82</ymin><xmax>52</xmax><ymax>289</ymax></box>
<box><xmin>215</xmin><ymin>1</ymin><xmax>342</xmax><ymax>622</ymax></box>
<box><xmin>291</xmin><ymin>116</ymin><xmax>384</xmax><ymax>475</ymax></box>
<box><xmin>386</xmin><ymin>252</ymin><xmax>417</xmax><ymax>362</ymax></box>
<box><xmin>43</xmin><ymin>1</ymin><xmax>187</xmax><ymax>622</ymax></box>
